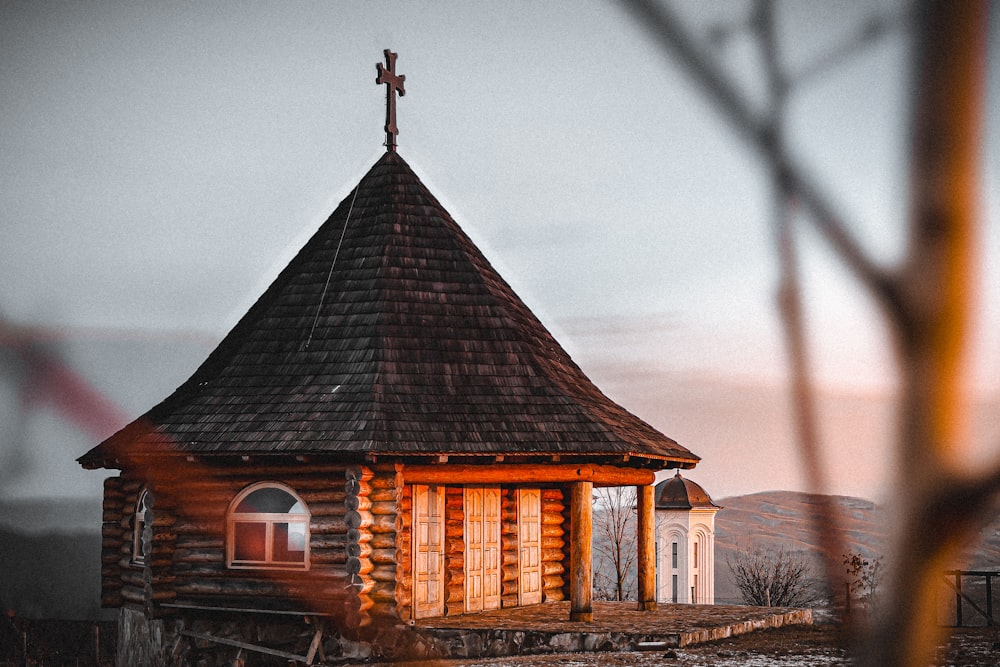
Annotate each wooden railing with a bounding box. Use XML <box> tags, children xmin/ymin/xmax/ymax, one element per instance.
<box><xmin>942</xmin><ymin>570</ymin><xmax>999</xmax><ymax>627</ymax></box>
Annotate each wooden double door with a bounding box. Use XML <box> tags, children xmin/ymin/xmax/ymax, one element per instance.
<box><xmin>412</xmin><ymin>485</ymin><xmax>544</xmax><ymax>619</ymax></box>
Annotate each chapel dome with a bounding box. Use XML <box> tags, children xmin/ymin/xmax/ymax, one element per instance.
<box><xmin>654</xmin><ymin>471</ymin><xmax>719</xmax><ymax>510</ymax></box>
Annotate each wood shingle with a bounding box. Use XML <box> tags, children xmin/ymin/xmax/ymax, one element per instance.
<box><xmin>79</xmin><ymin>151</ymin><xmax>697</xmax><ymax>469</ymax></box>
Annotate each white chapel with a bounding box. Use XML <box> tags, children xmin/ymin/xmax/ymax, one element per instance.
<box><xmin>655</xmin><ymin>472</ymin><xmax>720</xmax><ymax>605</ymax></box>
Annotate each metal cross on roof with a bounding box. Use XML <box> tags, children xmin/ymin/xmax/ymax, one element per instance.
<box><xmin>376</xmin><ymin>49</ymin><xmax>405</xmax><ymax>152</ymax></box>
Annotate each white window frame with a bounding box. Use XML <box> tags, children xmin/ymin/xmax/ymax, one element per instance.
<box><xmin>226</xmin><ymin>482</ymin><xmax>310</xmax><ymax>571</ymax></box>
<box><xmin>132</xmin><ymin>489</ymin><xmax>150</xmax><ymax>566</ymax></box>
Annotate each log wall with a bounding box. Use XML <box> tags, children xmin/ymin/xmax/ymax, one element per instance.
<box><xmin>104</xmin><ymin>463</ymin><xmax>575</xmax><ymax>627</ymax></box>
<box><xmin>500</xmin><ymin>488</ymin><xmax>519</xmax><ymax>608</ymax></box>
<box><xmin>444</xmin><ymin>486</ymin><xmax>466</xmax><ymax>616</ymax></box>
<box><xmin>109</xmin><ymin>463</ymin><xmax>355</xmax><ymax>624</ymax></box>
<box><xmin>100</xmin><ymin>475</ymin><xmax>125</xmax><ymax>608</ymax></box>
<box><xmin>542</xmin><ymin>487</ymin><xmax>568</xmax><ymax>603</ymax></box>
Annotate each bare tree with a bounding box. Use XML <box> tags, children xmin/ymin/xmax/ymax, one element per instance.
<box><xmin>592</xmin><ymin>486</ymin><xmax>637</xmax><ymax>601</ymax></box>
<box><xmin>620</xmin><ymin>1</ymin><xmax>990</xmax><ymax>665</ymax></box>
<box><xmin>726</xmin><ymin>544</ymin><xmax>822</xmax><ymax>608</ymax></box>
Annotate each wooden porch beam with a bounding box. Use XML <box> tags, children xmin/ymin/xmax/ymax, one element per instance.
<box><xmin>401</xmin><ymin>463</ymin><xmax>655</xmax><ymax>486</ymax></box>
<box><xmin>569</xmin><ymin>481</ymin><xmax>593</xmax><ymax>622</ymax></box>
<box><xmin>636</xmin><ymin>484</ymin><xmax>657</xmax><ymax>611</ymax></box>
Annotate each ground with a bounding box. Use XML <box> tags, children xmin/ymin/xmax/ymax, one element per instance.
<box><xmin>370</xmin><ymin>624</ymin><xmax>1000</xmax><ymax>667</ymax></box>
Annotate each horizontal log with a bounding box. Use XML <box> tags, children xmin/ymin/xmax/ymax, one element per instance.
<box><xmin>541</xmin><ymin>524</ymin><xmax>564</xmax><ymax>538</ymax></box>
<box><xmin>308</xmin><ymin>502</ymin><xmax>349</xmax><ymax>517</ymax></box>
<box><xmin>121</xmin><ymin>570</ymin><xmax>144</xmax><ymax>587</ymax></box>
<box><xmin>542</xmin><ymin>501</ymin><xmax>566</xmax><ymax>515</ymax></box>
<box><xmin>101</xmin><ymin>592</ymin><xmax>123</xmax><ymax>607</ymax></box>
<box><xmin>543</xmin><ymin>588</ymin><xmax>566</xmax><ymax>602</ymax></box>
<box><xmin>369</xmin><ymin>488</ymin><xmax>397</xmax><ymax>503</ymax></box>
<box><xmin>368</xmin><ymin>499</ymin><xmax>396</xmax><ymax>516</ymax></box>
<box><xmin>402</xmin><ymin>463</ymin><xmax>656</xmax><ymax>486</ymax></box>
<box><xmin>310</xmin><ymin>550</ymin><xmax>348</xmax><ymax>566</ymax></box>
<box><xmin>368</xmin><ymin>514</ymin><xmax>396</xmax><ymax>534</ymax></box>
<box><xmin>120</xmin><ymin>587</ymin><xmax>146</xmax><ymax>606</ymax></box>
<box><xmin>542</xmin><ymin>536</ymin><xmax>566</xmax><ymax>550</ymax></box>
<box><xmin>345</xmin><ymin>495</ymin><xmax>371</xmax><ymax>512</ymax></box>
<box><xmin>345</xmin><ymin>480</ymin><xmax>371</xmax><ymax>499</ymax></box>
<box><xmin>369</xmin><ymin>585</ymin><xmax>397</xmax><ymax>604</ymax></box>
<box><xmin>346</xmin><ymin>542</ymin><xmax>372</xmax><ymax>559</ymax></box>
<box><xmin>543</xmin><ymin>561</ymin><xmax>566</xmax><ymax>576</ymax></box>
<box><xmin>541</xmin><ymin>548</ymin><xmax>565</xmax><ymax>563</ymax></box>
<box><xmin>346</xmin><ymin>557</ymin><xmax>374</xmax><ymax>576</ymax></box>
<box><xmin>150</xmin><ymin>530</ymin><xmax>176</xmax><ymax>544</ymax></box>
<box><xmin>345</xmin><ymin>511</ymin><xmax>372</xmax><ymax>530</ymax></box>
<box><xmin>147</xmin><ymin>556</ymin><xmax>173</xmax><ymax>570</ymax></box>
<box><xmin>368</xmin><ymin>566</ymin><xmax>396</xmax><ymax>584</ymax></box>
<box><xmin>300</xmin><ymin>489</ymin><xmax>347</xmax><ymax>503</ymax></box>
<box><xmin>446</xmin><ymin>586</ymin><xmax>464</xmax><ymax>605</ymax></box>
<box><xmin>501</xmin><ymin>594</ymin><xmax>518</xmax><ymax>608</ymax></box>
<box><xmin>369</xmin><ymin>472</ymin><xmax>399</xmax><ymax>490</ymax></box>
<box><xmin>367</xmin><ymin>601</ymin><xmax>399</xmax><ymax>620</ymax></box>
<box><xmin>541</xmin><ymin>488</ymin><xmax>564</xmax><ymax>500</ymax></box>
<box><xmin>502</xmin><ymin>564</ymin><xmax>517</xmax><ymax>581</ymax></box>
<box><xmin>149</xmin><ymin>588</ymin><xmax>176</xmax><ymax>602</ymax></box>
<box><xmin>177</xmin><ymin>463</ymin><xmax>349</xmax><ymax>477</ymax></box>
<box><xmin>174</xmin><ymin>578</ymin><xmax>348</xmax><ymax>600</ymax></box>
<box><xmin>311</xmin><ymin>534</ymin><xmax>347</xmax><ymax>550</ymax></box>
<box><xmin>369</xmin><ymin>533</ymin><xmax>396</xmax><ymax>550</ymax></box>
<box><xmin>542</xmin><ymin>575</ymin><xmax>564</xmax><ymax>590</ymax></box>
<box><xmin>174</xmin><ymin>549</ymin><xmax>224</xmax><ymax>564</ymax></box>
<box><xmin>174</xmin><ymin>535</ymin><xmax>223</xmax><ymax>549</ymax></box>
<box><xmin>121</xmin><ymin>479</ymin><xmax>143</xmax><ymax>493</ymax></box>
<box><xmin>345</xmin><ymin>465</ymin><xmax>374</xmax><ymax>482</ymax></box>
<box><xmin>174</xmin><ymin>520</ymin><xmax>225</xmax><ymax>535</ymax></box>
<box><xmin>541</xmin><ymin>513</ymin><xmax>563</xmax><ymax>526</ymax></box>
<box><xmin>370</xmin><ymin>547</ymin><xmax>396</xmax><ymax>565</ymax></box>
<box><xmin>103</xmin><ymin>497</ymin><xmax>124</xmax><ymax>513</ymax></box>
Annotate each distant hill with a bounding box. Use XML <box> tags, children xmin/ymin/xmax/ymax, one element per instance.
<box><xmin>0</xmin><ymin>497</ymin><xmax>102</xmax><ymax>534</ymax></box>
<box><xmin>714</xmin><ymin>490</ymin><xmax>1000</xmax><ymax>605</ymax></box>
<box><xmin>0</xmin><ymin>528</ymin><xmax>112</xmax><ymax>620</ymax></box>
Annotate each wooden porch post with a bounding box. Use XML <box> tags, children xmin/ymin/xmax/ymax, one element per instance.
<box><xmin>569</xmin><ymin>481</ymin><xmax>593</xmax><ymax>622</ymax></box>
<box><xmin>637</xmin><ymin>483</ymin><xmax>657</xmax><ymax>611</ymax></box>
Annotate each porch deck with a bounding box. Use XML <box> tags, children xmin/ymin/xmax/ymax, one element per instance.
<box><xmin>396</xmin><ymin>601</ymin><xmax>814</xmax><ymax>660</ymax></box>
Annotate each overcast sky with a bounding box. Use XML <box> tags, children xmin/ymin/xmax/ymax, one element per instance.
<box><xmin>2</xmin><ymin>1</ymin><xmax>998</xmax><ymax>503</ymax></box>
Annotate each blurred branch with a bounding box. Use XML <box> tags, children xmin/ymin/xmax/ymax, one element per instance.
<box><xmin>620</xmin><ymin>0</ymin><xmax>899</xmax><ymax>311</ymax></box>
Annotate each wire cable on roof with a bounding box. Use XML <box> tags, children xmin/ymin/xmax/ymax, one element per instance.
<box><xmin>304</xmin><ymin>184</ymin><xmax>360</xmax><ymax>350</ymax></box>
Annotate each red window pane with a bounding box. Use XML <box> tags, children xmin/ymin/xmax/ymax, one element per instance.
<box><xmin>233</xmin><ymin>522</ymin><xmax>266</xmax><ymax>562</ymax></box>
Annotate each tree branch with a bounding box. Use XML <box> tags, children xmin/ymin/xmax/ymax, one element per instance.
<box><xmin>619</xmin><ymin>0</ymin><xmax>898</xmax><ymax>311</ymax></box>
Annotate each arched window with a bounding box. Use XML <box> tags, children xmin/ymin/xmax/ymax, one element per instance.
<box><xmin>132</xmin><ymin>489</ymin><xmax>150</xmax><ymax>565</ymax></box>
<box><xmin>227</xmin><ymin>483</ymin><xmax>310</xmax><ymax>570</ymax></box>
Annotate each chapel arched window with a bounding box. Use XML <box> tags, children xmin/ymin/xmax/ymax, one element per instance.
<box><xmin>132</xmin><ymin>489</ymin><xmax>150</xmax><ymax>565</ymax></box>
<box><xmin>226</xmin><ymin>483</ymin><xmax>310</xmax><ymax>570</ymax></box>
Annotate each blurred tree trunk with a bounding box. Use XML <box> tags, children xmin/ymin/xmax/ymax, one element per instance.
<box><xmin>864</xmin><ymin>3</ymin><xmax>989</xmax><ymax>666</ymax></box>
<box><xmin>620</xmin><ymin>0</ymin><xmax>990</xmax><ymax>664</ymax></box>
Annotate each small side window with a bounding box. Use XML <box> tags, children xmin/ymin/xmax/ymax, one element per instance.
<box><xmin>132</xmin><ymin>489</ymin><xmax>150</xmax><ymax>565</ymax></box>
<box><xmin>227</xmin><ymin>483</ymin><xmax>310</xmax><ymax>570</ymax></box>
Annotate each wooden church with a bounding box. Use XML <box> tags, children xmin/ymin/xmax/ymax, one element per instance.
<box><xmin>79</xmin><ymin>51</ymin><xmax>700</xmax><ymax>662</ymax></box>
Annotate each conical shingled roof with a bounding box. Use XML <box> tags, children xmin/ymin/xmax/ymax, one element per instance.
<box><xmin>80</xmin><ymin>151</ymin><xmax>698</xmax><ymax>469</ymax></box>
